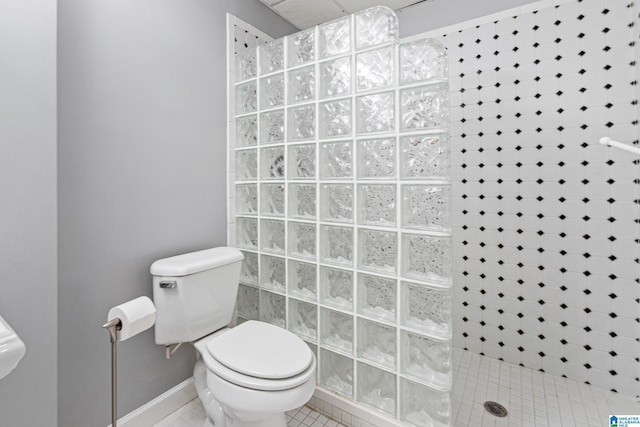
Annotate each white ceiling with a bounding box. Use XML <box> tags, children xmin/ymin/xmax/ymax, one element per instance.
<box><xmin>260</xmin><ymin>0</ymin><xmax>428</xmax><ymax>30</ymax></box>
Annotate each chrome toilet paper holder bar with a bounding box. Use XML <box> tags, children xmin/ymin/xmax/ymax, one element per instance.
<box><xmin>103</xmin><ymin>318</ymin><xmax>122</xmax><ymax>427</ymax></box>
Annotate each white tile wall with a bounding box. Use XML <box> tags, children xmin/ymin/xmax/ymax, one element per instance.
<box><xmin>423</xmin><ymin>0</ymin><xmax>640</xmax><ymax>397</ymax></box>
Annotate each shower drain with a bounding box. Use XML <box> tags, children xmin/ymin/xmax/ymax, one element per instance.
<box><xmin>484</xmin><ymin>401</ymin><xmax>508</xmax><ymax>417</ymax></box>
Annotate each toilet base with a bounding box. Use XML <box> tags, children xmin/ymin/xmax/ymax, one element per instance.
<box><xmin>194</xmin><ymin>359</ymin><xmax>304</xmax><ymax>427</ymax></box>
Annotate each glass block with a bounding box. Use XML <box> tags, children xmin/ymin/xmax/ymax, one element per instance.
<box><xmin>259</xmin><ymin>254</ymin><xmax>285</xmax><ymax>292</ymax></box>
<box><xmin>400</xmin><ymin>379</ymin><xmax>450</xmax><ymax>427</ymax></box>
<box><xmin>260</xmin><ymin>183</ymin><xmax>285</xmax><ymax>217</ymax></box>
<box><xmin>288</xmin><ymin>299</ymin><xmax>318</xmax><ymax>341</ymax></box>
<box><xmin>319</xmin><ymin>57</ymin><xmax>351</xmax><ymax>99</ymax></box>
<box><xmin>400</xmin><ymin>331</ymin><xmax>451</xmax><ymax>390</ymax></box>
<box><xmin>401</xmin><ymin>184</ymin><xmax>451</xmax><ymax>232</ymax></box>
<box><xmin>319</xmin><ymin>141</ymin><xmax>352</xmax><ymax>179</ymax></box>
<box><xmin>260</xmin><ymin>110</ymin><xmax>285</xmax><ymax>145</ymax></box>
<box><xmin>235</xmin><ymin>149</ymin><xmax>257</xmax><ymax>181</ymax></box>
<box><xmin>320</xmin><ymin>308</ymin><xmax>353</xmax><ymax>354</ymax></box>
<box><xmin>319</xmin><ymin>16</ymin><xmax>351</xmax><ymax>59</ymax></box>
<box><xmin>288</xmin><ymin>221</ymin><xmax>316</xmax><ymax>260</ymax></box>
<box><xmin>356</xmin><ymin>138</ymin><xmax>396</xmax><ymax>179</ymax></box>
<box><xmin>260</xmin><ymin>219</ymin><xmax>285</xmax><ymax>255</ymax></box>
<box><xmin>235</xmin><ymin>81</ymin><xmax>257</xmax><ymax>115</ymax></box>
<box><xmin>355</xmin><ymin>6</ymin><xmax>398</xmax><ymax>50</ymax></box>
<box><xmin>400</xmin><ymin>133</ymin><xmax>450</xmax><ymax>180</ymax></box>
<box><xmin>320</xmin><ymin>348</ymin><xmax>353</xmax><ymax>397</ymax></box>
<box><xmin>259</xmin><ymin>39</ymin><xmax>284</xmax><ymax>74</ymax></box>
<box><xmin>288</xmin><ymin>259</ymin><xmax>317</xmax><ymax>302</ymax></box>
<box><xmin>287</xmin><ymin>144</ymin><xmax>315</xmax><ymax>180</ymax></box>
<box><xmin>259</xmin><ymin>290</ymin><xmax>286</xmax><ymax>328</ymax></box>
<box><xmin>319</xmin><ymin>99</ymin><xmax>352</xmax><ymax>139</ymax></box>
<box><xmin>239</xmin><ymin>251</ymin><xmax>258</xmax><ymax>285</ymax></box>
<box><xmin>288</xmin><ymin>66</ymin><xmax>315</xmax><ymax>104</ymax></box>
<box><xmin>357</xmin><ymin>184</ymin><xmax>396</xmax><ymax>227</ymax></box>
<box><xmin>401</xmin><ymin>233</ymin><xmax>452</xmax><ymax>285</ymax></box>
<box><xmin>260</xmin><ymin>73</ymin><xmax>285</xmax><ymax>110</ymax></box>
<box><xmin>401</xmin><ymin>282</ymin><xmax>451</xmax><ymax>339</ymax></box>
<box><xmin>358</xmin><ymin>229</ymin><xmax>397</xmax><ymax>274</ymax></box>
<box><xmin>260</xmin><ymin>146</ymin><xmax>285</xmax><ymax>180</ymax></box>
<box><xmin>288</xmin><ymin>183</ymin><xmax>316</xmax><ymax>220</ymax></box>
<box><xmin>400</xmin><ymin>38</ymin><xmax>448</xmax><ymax>85</ymax></box>
<box><xmin>400</xmin><ymin>83</ymin><xmax>449</xmax><ymax>132</ymax></box>
<box><xmin>357</xmin><ymin>362</ymin><xmax>397</xmax><ymax>416</ymax></box>
<box><xmin>357</xmin><ymin>273</ymin><xmax>396</xmax><ymax>322</ymax></box>
<box><xmin>320</xmin><ymin>225</ymin><xmax>353</xmax><ymax>266</ymax></box>
<box><xmin>356</xmin><ymin>92</ymin><xmax>395</xmax><ymax>135</ymax></box>
<box><xmin>236</xmin><ymin>217</ymin><xmax>257</xmax><ymax>250</ymax></box>
<box><xmin>357</xmin><ymin>318</ymin><xmax>396</xmax><ymax>369</ymax></box>
<box><xmin>235</xmin><ymin>49</ymin><xmax>257</xmax><ymax>82</ymax></box>
<box><xmin>319</xmin><ymin>266</ymin><xmax>353</xmax><ymax>311</ymax></box>
<box><xmin>288</xmin><ymin>105</ymin><xmax>315</xmax><ymax>141</ymax></box>
<box><xmin>235</xmin><ymin>115</ymin><xmax>257</xmax><ymax>147</ymax></box>
<box><xmin>320</xmin><ymin>184</ymin><xmax>353</xmax><ymax>224</ymax></box>
<box><xmin>288</xmin><ymin>28</ymin><xmax>315</xmax><ymax>67</ymax></box>
<box><xmin>235</xmin><ymin>184</ymin><xmax>257</xmax><ymax>215</ymax></box>
<box><xmin>237</xmin><ymin>284</ymin><xmax>258</xmax><ymax>319</ymax></box>
<box><xmin>356</xmin><ymin>47</ymin><xmax>394</xmax><ymax>92</ymax></box>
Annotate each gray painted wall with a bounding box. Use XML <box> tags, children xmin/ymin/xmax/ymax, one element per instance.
<box><xmin>57</xmin><ymin>1</ymin><xmax>295</xmax><ymax>426</ymax></box>
<box><xmin>398</xmin><ymin>0</ymin><xmax>539</xmax><ymax>36</ymax></box>
<box><xmin>0</xmin><ymin>1</ymin><xmax>58</xmax><ymax>426</ymax></box>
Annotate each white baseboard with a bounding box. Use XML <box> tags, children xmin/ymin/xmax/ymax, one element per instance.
<box><xmin>107</xmin><ymin>377</ymin><xmax>197</xmax><ymax>427</ymax></box>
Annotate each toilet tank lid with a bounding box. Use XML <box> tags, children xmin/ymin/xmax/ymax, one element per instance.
<box><xmin>150</xmin><ymin>247</ymin><xmax>244</xmax><ymax>277</ymax></box>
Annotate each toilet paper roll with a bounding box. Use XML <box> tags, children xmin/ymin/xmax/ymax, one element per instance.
<box><xmin>107</xmin><ymin>296</ymin><xmax>156</xmax><ymax>342</ymax></box>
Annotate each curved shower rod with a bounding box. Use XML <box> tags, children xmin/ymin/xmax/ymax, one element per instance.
<box><xmin>599</xmin><ymin>137</ymin><xmax>640</xmax><ymax>156</ymax></box>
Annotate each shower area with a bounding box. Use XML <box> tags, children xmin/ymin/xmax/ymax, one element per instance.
<box><xmin>227</xmin><ymin>0</ymin><xmax>640</xmax><ymax>426</ymax></box>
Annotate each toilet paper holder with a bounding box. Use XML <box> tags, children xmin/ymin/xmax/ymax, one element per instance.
<box><xmin>103</xmin><ymin>318</ymin><xmax>121</xmax><ymax>343</ymax></box>
<box><xmin>103</xmin><ymin>318</ymin><xmax>122</xmax><ymax>427</ymax></box>
<box><xmin>102</xmin><ymin>296</ymin><xmax>155</xmax><ymax>427</ymax></box>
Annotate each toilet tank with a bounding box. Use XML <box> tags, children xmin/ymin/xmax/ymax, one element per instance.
<box><xmin>151</xmin><ymin>247</ymin><xmax>244</xmax><ymax>345</ymax></box>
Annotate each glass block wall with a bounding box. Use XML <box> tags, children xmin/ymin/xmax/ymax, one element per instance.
<box><xmin>231</xmin><ymin>7</ymin><xmax>452</xmax><ymax>426</ymax></box>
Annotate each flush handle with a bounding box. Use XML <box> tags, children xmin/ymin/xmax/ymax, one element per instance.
<box><xmin>159</xmin><ymin>280</ymin><xmax>177</xmax><ymax>289</ymax></box>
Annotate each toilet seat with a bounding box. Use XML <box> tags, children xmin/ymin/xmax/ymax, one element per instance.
<box><xmin>195</xmin><ymin>321</ymin><xmax>315</xmax><ymax>391</ymax></box>
<box><xmin>208</xmin><ymin>321</ymin><xmax>313</xmax><ymax>379</ymax></box>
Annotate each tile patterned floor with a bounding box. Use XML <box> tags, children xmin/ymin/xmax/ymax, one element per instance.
<box><xmin>152</xmin><ymin>400</ymin><xmax>345</xmax><ymax>427</ymax></box>
<box><xmin>154</xmin><ymin>349</ymin><xmax>640</xmax><ymax>427</ymax></box>
<box><xmin>153</xmin><ymin>399</ymin><xmax>205</xmax><ymax>427</ymax></box>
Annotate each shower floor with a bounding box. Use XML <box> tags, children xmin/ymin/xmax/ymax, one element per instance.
<box><xmin>154</xmin><ymin>349</ymin><xmax>640</xmax><ymax>427</ymax></box>
<box><xmin>452</xmin><ymin>349</ymin><xmax>640</xmax><ymax>426</ymax></box>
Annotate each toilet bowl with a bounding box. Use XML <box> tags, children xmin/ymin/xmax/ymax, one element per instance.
<box><xmin>193</xmin><ymin>321</ymin><xmax>316</xmax><ymax>427</ymax></box>
<box><xmin>151</xmin><ymin>246</ymin><xmax>316</xmax><ymax>427</ymax></box>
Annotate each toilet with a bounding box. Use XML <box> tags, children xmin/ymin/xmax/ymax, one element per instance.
<box><xmin>151</xmin><ymin>247</ymin><xmax>316</xmax><ymax>427</ymax></box>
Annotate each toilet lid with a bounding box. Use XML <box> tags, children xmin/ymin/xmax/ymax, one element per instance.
<box><xmin>206</xmin><ymin>321</ymin><xmax>313</xmax><ymax>380</ymax></box>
